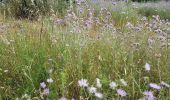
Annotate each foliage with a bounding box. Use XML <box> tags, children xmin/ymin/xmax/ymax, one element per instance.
<box><xmin>134</xmin><ymin>1</ymin><xmax>170</xmax><ymax>19</ymax></box>
<box><xmin>131</xmin><ymin>0</ymin><xmax>160</xmax><ymax>2</ymax></box>
<box><xmin>0</xmin><ymin>0</ymin><xmax>170</xmax><ymax>99</ymax></box>
<box><xmin>0</xmin><ymin>0</ymin><xmax>70</xmax><ymax>19</ymax></box>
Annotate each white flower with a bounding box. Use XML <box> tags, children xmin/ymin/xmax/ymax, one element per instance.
<box><xmin>78</xmin><ymin>79</ymin><xmax>89</xmax><ymax>87</ymax></box>
<box><xmin>21</xmin><ymin>94</ymin><xmax>31</xmax><ymax>99</ymax></box>
<box><xmin>88</xmin><ymin>86</ymin><xmax>97</xmax><ymax>93</ymax></box>
<box><xmin>145</xmin><ymin>63</ymin><xmax>150</xmax><ymax>71</ymax></box>
<box><xmin>109</xmin><ymin>81</ymin><xmax>117</xmax><ymax>89</ymax></box>
<box><xmin>48</xmin><ymin>58</ymin><xmax>53</xmax><ymax>61</ymax></box>
<box><xmin>96</xmin><ymin>78</ymin><xmax>102</xmax><ymax>88</ymax></box>
<box><xmin>120</xmin><ymin>79</ymin><xmax>127</xmax><ymax>86</ymax></box>
<box><xmin>47</xmin><ymin>78</ymin><xmax>53</xmax><ymax>83</ymax></box>
<box><xmin>95</xmin><ymin>92</ymin><xmax>103</xmax><ymax>99</ymax></box>
<box><xmin>48</xmin><ymin>69</ymin><xmax>53</xmax><ymax>74</ymax></box>
<box><xmin>4</xmin><ymin>70</ymin><xmax>8</xmax><ymax>73</ymax></box>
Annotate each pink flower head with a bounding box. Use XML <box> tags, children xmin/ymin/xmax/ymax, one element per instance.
<box><xmin>149</xmin><ymin>83</ymin><xmax>161</xmax><ymax>90</ymax></box>
<box><xmin>117</xmin><ymin>89</ymin><xmax>127</xmax><ymax>97</ymax></box>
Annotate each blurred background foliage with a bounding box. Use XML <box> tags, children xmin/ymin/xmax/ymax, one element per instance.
<box><xmin>0</xmin><ymin>0</ymin><xmax>170</xmax><ymax>20</ymax></box>
<box><xmin>0</xmin><ymin>0</ymin><xmax>71</xmax><ymax>19</ymax></box>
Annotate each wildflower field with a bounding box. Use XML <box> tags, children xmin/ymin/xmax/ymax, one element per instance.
<box><xmin>0</xmin><ymin>0</ymin><xmax>170</xmax><ymax>100</ymax></box>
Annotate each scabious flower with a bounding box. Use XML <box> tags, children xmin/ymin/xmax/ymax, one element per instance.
<box><xmin>78</xmin><ymin>79</ymin><xmax>89</xmax><ymax>87</ymax></box>
<box><xmin>59</xmin><ymin>97</ymin><xmax>67</xmax><ymax>100</ymax></box>
<box><xmin>149</xmin><ymin>83</ymin><xmax>161</xmax><ymax>90</ymax></box>
<box><xmin>43</xmin><ymin>88</ymin><xmax>49</xmax><ymax>95</ymax></box>
<box><xmin>145</xmin><ymin>63</ymin><xmax>151</xmax><ymax>71</ymax></box>
<box><xmin>109</xmin><ymin>81</ymin><xmax>117</xmax><ymax>89</ymax></box>
<box><xmin>96</xmin><ymin>78</ymin><xmax>102</xmax><ymax>88</ymax></box>
<box><xmin>95</xmin><ymin>92</ymin><xmax>103</xmax><ymax>99</ymax></box>
<box><xmin>112</xmin><ymin>2</ymin><xmax>117</xmax><ymax>5</ymax></box>
<box><xmin>88</xmin><ymin>86</ymin><xmax>97</xmax><ymax>93</ymax></box>
<box><xmin>143</xmin><ymin>91</ymin><xmax>154</xmax><ymax>100</ymax></box>
<box><xmin>40</xmin><ymin>82</ymin><xmax>46</xmax><ymax>89</ymax></box>
<box><xmin>120</xmin><ymin>79</ymin><xmax>127</xmax><ymax>86</ymax></box>
<box><xmin>47</xmin><ymin>78</ymin><xmax>53</xmax><ymax>83</ymax></box>
<box><xmin>117</xmin><ymin>89</ymin><xmax>127</xmax><ymax>97</ymax></box>
<box><xmin>161</xmin><ymin>81</ymin><xmax>170</xmax><ymax>88</ymax></box>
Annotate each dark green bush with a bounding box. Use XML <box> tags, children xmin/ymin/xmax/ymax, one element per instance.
<box><xmin>0</xmin><ymin>0</ymin><xmax>71</xmax><ymax>19</ymax></box>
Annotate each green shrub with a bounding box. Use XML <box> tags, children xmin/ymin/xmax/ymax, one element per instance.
<box><xmin>0</xmin><ymin>0</ymin><xmax>70</xmax><ymax>19</ymax></box>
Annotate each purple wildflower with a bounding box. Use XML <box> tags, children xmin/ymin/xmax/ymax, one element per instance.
<box><xmin>144</xmin><ymin>91</ymin><xmax>154</xmax><ymax>100</ymax></box>
<box><xmin>149</xmin><ymin>83</ymin><xmax>161</xmax><ymax>90</ymax></box>
<box><xmin>43</xmin><ymin>88</ymin><xmax>49</xmax><ymax>95</ymax></box>
<box><xmin>59</xmin><ymin>97</ymin><xmax>67</xmax><ymax>100</ymax></box>
<box><xmin>88</xmin><ymin>86</ymin><xmax>97</xmax><ymax>94</ymax></box>
<box><xmin>161</xmin><ymin>81</ymin><xmax>170</xmax><ymax>88</ymax></box>
<box><xmin>109</xmin><ymin>81</ymin><xmax>117</xmax><ymax>89</ymax></box>
<box><xmin>40</xmin><ymin>82</ymin><xmax>46</xmax><ymax>89</ymax></box>
<box><xmin>78</xmin><ymin>79</ymin><xmax>89</xmax><ymax>87</ymax></box>
<box><xmin>95</xmin><ymin>92</ymin><xmax>103</xmax><ymax>99</ymax></box>
<box><xmin>112</xmin><ymin>2</ymin><xmax>117</xmax><ymax>5</ymax></box>
<box><xmin>117</xmin><ymin>89</ymin><xmax>127</xmax><ymax>97</ymax></box>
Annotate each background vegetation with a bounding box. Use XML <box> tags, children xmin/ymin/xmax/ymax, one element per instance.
<box><xmin>0</xmin><ymin>0</ymin><xmax>71</xmax><ymax>19</ymax></box>
<box><xmin>0</xmin><ymin>0</ymin><xmax>170</xmax><ymax>99</ymax></box>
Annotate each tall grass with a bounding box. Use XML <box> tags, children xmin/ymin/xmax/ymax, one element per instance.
<box><xmin>134</xmin><ymin>1</ymin><xmax>170</xmax><ymax>19</ymax></box>
<box><xmin>87</xmin><ymin>1</ymin><xmax>139</xmax><ymax>26</ymax></box>
<box><xmin>0</xmin><ymin>0</ymin><xmax>170</xmax><ymax>99</ymax></box>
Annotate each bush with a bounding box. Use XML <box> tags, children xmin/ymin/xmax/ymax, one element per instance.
<box><xmin>0</xmin><ymin>0</ymin><xmax>70</xmax><ymax>19</ymax></box>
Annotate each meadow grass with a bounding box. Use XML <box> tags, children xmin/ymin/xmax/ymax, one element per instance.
<box><xmin>134</xmin><ymin>1</ymin><xmax>170</xmax><ymax>19</ymax></box>
<box><xmin>0</xmin><ymin>1</ymin><xmax>170</xmax><ymax>100</ymax></box>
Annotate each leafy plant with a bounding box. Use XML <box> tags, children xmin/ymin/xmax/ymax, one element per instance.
<box><xmin>0</xmin><ymin>0</ymin><xmax>70</xmax><ymax>19</ymax></box>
